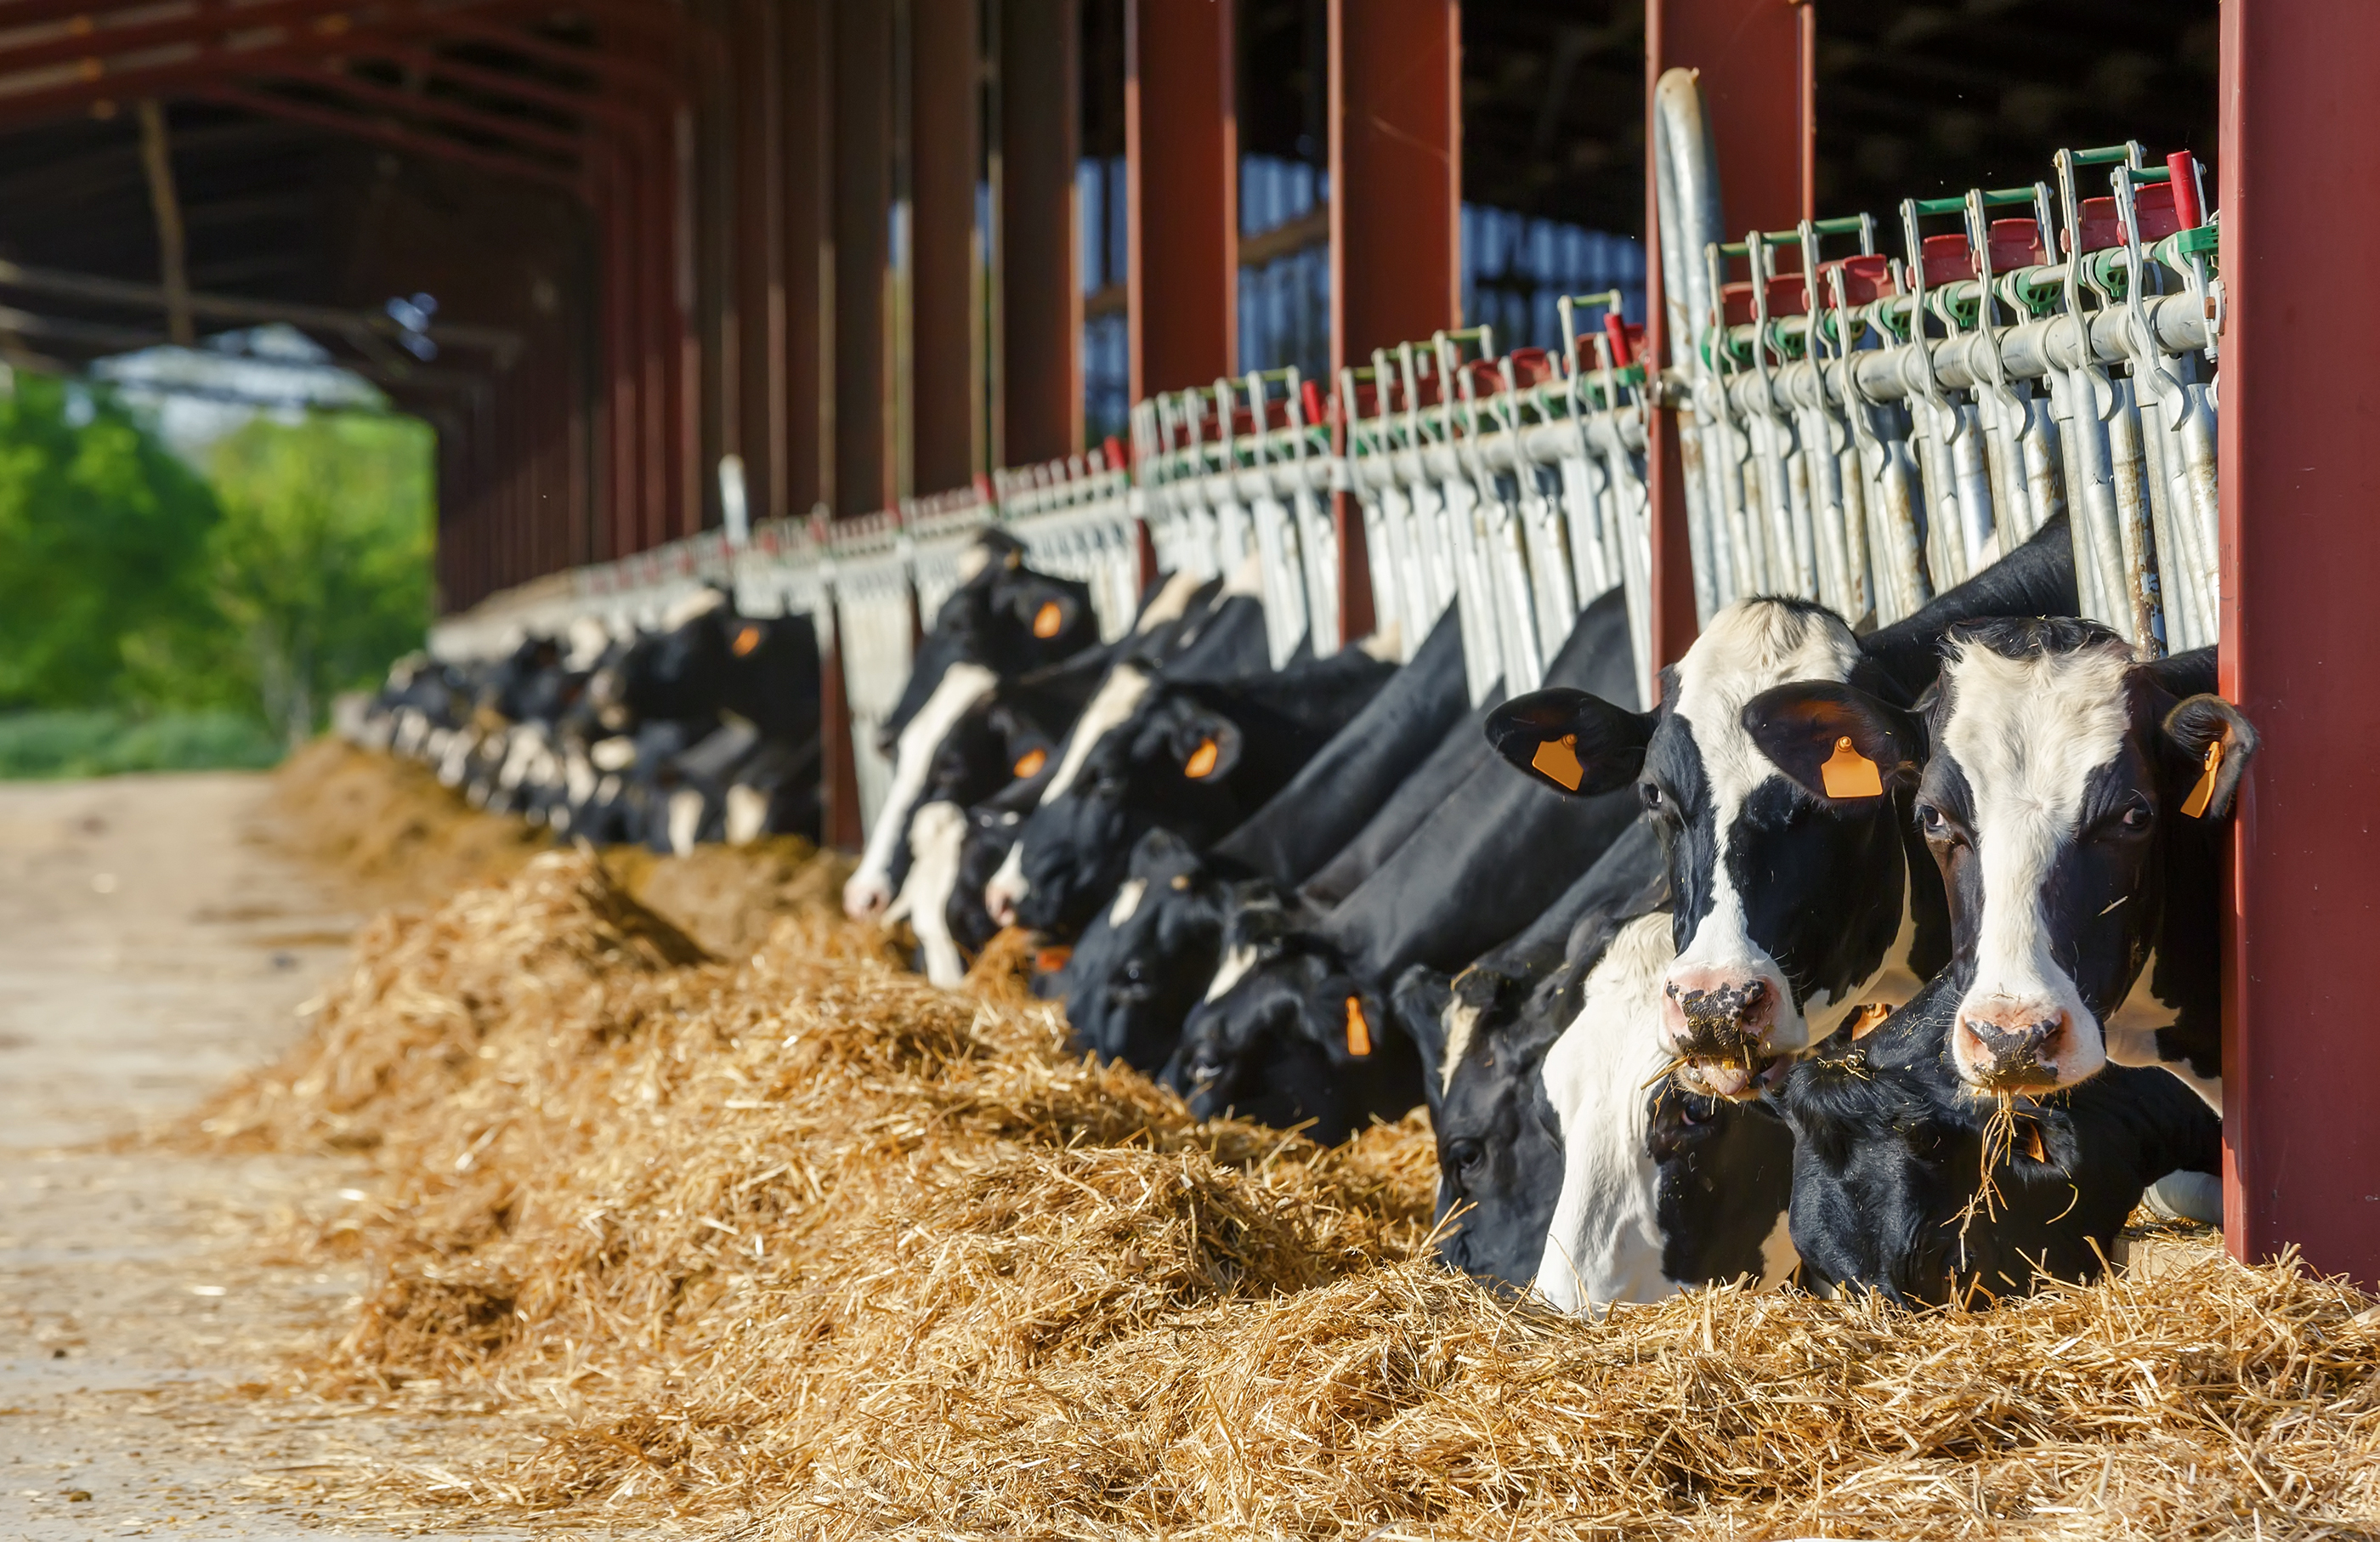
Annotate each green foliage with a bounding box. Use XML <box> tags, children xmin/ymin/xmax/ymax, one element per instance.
<box><xmin>201</xmin><ymin>412</ymin><xmax>436</xmax><ymax>746</ymax></box>
<box><xmin>0</xmin><ymin>372</ymin><xmax>437</xmax><ymax>776</ymax></box>
<box><xmin>0</xmin><ymin>708</ymin><xmax>282</xmax><ymax>779</ymax></box>
<box><xmin>0</xmin><ymin>377</ymin><xmax>224</xmax><ymax>711</ymax></box>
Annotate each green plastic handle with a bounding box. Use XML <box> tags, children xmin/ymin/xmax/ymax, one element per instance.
<box><xmin>1908</xmin><ymin>196</ymin><xmax>1966</xmax><ymax>218</ymax></box>
<box><xmin>1976</xmin><ymin>187</ymin><xmax>2042</xmax><ymax>208</ymax></box>
<box><xmin>2071</xmin><ymin>145</ymin><xmax>2139</xmax><ymax>167</ymax></box>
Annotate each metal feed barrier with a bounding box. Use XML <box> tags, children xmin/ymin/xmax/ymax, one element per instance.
<box><xmin>1653</xmin><ymin>70</ymin><xmax>2222</xmax><ymax>655</ymax></box>
<box><xmin>427</xmin><ymin>82</ymin><xmax>2221</xmax><ymax>841</ymax></box>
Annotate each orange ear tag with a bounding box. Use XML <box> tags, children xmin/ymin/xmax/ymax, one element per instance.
<box><xmin>732</xmin><ymin>624</ymin><xmax>763</xmax><ymax>656</ymax></box>
<box><xmin>1033</xmin><ymin>600</ymin><xmax>1064</xmax><ymax>638</ymax></box>
<box><xmin>1012</xmin><ymin>747</ymin><xmax>1048</xmax><ymax>779</ymax></box>
<box><xmin>1184</xmin><ymin>738</ymin><xmax>1219</xmax><ymax>779</ymax></box>
<box><xmin>1034</xmin><ymin>946</ymin><xmax>1073</xmax><ymax>974</ymax></box>
<box><xmin>2180</xmin><ymin>737</ymin><xmax>2224</xmax><ymax>819</ymax></box>
<box><xmin>1345</xmin><ymin>996</ymin><xmax>1373</xmax><ymax>1057</ymax></box>
<box><xmin>1848</xmin><ymin>1002</ymin><xmax>1892</xmax><ymax>1041</ymax></box>
<box><xmin>1531</xmin><ymin>733</ymin><xmax>1584</xmax><ymax>791</ymax></box>
<box><xmin>1820</xmin><ymin>736</ymin><xmax>1884</xmax><ymax>799</ymax></box>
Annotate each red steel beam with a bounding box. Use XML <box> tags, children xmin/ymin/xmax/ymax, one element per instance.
<box><xmin>998</xmin><ymin>0</ymin><xmax>1080</xmax><ymax>466</ymax></box>
<box><xmin>1643</xmin><ymin>0</ymin><xmax>1811</xmax><ymax>666</ymax></box>
<box><xmin>831</xmin><ymin>0</ymin><xmax>892</xmax><ymax>516</ymax></box>
<box><xmin>783</xmin><ymin>0</ymin><xmax>829</xmax><ymax>514</ymax></box>
<box><xmin>1328</xmin><ymin>0</ymin><xmax>1459</xmax><ymax>645</ymax></box>
<box><xmin>196</xmin><ymin>81</ymin><xmax>581</xmax><ymax>189</ymax></box>
<box><xmin>910</xmin><ymin>0</ymin><xmax>979</xmax><ymax>496</ymax></box>
<box><xmin>2218</xmin><ymin>0</ymin><xmax>2380</xmax><ymax>1285</ymax></box>
<box><xmin>279</xmin><ymin>57</ymin><xmax>586</xmax><ymax>157</ymax></box>
<box><xmin>733</xmin><ymin>0</ymin><xmax>781</xmax><ymax>521</ymax></box>
<box><xmin>1125</xmin><ymin>0</ymin><xmax>1234</xmax><ymax>398</ymax></box>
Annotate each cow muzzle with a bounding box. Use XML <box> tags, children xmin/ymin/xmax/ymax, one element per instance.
<box><xmin>1659</xmin><ymin>967</ymin><xmax>1790</xmax><ymax>1101</ymax></box>
<box><xmin>842</xmin><ymin>871</ymin><xmax>893</xmax><ymax>922</ymax></box>
<box><xmin>1952</xmin><ymin>995</ymin><xmax>2075</xmax><ymax>1092</ymax></box>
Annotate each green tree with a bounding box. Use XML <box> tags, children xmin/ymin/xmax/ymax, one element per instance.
<box><xmin>0</xmin><ymin>376</ymin><xmax>224</xmax><ymax>709</ymax></box>
<box><xmin>203</xmin><ymin>412</ymin><xmax>435</xmax><ymax>747</ymax></box>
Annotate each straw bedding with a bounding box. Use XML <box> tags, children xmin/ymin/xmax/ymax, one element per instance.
<box><xmin>211</xmin><ymin>789</ymin><xmax>2380</xmax><ymax>1536</ymax></box>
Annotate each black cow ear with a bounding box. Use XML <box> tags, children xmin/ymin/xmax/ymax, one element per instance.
<box><xmin>1484</xmin><ymin>689</ymin><xmax>1652</xmax><ymax>797</ymax></box>
<box><xmin>2162</xmin><ymin>694</ymin><xmax>2258</xmax><ymax>819</ymax></box>
<box><xmin>1742</xmin><ymin>682</ymin><xmax>1924</xmax><ymax>805</ymax></box>
<box><xmin>1175</xmin><ymin>714</ymin><xmax>1243</xmax><ymax>781</ymax></box>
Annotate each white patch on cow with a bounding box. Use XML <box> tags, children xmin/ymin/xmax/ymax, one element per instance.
<box><xmin>667</xmin><ymin>788</ymin><xmax>706</xmax><ymax>857</ymax></box>
<box><xmin>595</xmin><ymin>773</ymin><xmax>621</xmax><ymax>805</ymax></box>
<box><xmin>985</xmin><ymin>842</ymin><xmax>1030</xmax><ymax>922</ymax></box>
<box><xmin>661</xmin><ymin>586</ymin><xmax>728</xmax><ymax>631</ymax></box>
<box><xmin>724</xmin><ymin>784</ymin><xmax>771</xmax><ymax>846</ymax></box>
<box><xmin>437</xmin><ymin>727</ymin><xmax>482</xmax><ymax>788</ymax></box>
<box><xmin>1221</xmin><ymin>547</ymin><xmax>1266</xmax><ymax>598</ymax></box>
<box><xmin>1438</xmin><ymin>992</ymin><xmax>1485</xmax><ymax>1095</ymax></box>
<box><xmin>955</xmin><ymin>543</ymin><xmax>994</xmax><ymax>583</ymax></box>
<box><xmin>394</xmin><ymin>709</ymin><xmax>430</xmax><ymax>757</ymax></box>
<box><xmin>591</xmin><ymin>735</ymin><xmax>639</xmax><ymax>772</ymax></box>
<box><xmin>1040</xmin><ymin>665</ymin><xmax>1150</xmax><ymax>805</ymax></box>
<box><xmin>1134</xmin><ymin>570</ymin><xmax>1204</xmax><ymax>632</ymax></box>
<box><xmin>388</xmin><ymin>652</ymin><xmax>426</xmax><ymax>689</ymax></box>
<box><xmin>1108</xmin><ymin>876</ymin><xmax>1149</xmax><ymax>927</ymax></box>
<box><xmin>1938</xmin><ymin>638</ymin><xmax>2132</xmax><ymax>1089</ymax></box>
<box><xmin>1667</xmin><ymin>599</ymin><xmax>1865</xmax><ymax>1052</ymax></box>
<box><xmin>1533</xmin><ymin>913</ymin><xmax>1678</xmax><ymax>1314</ymax></box>
<box><xmin>564</xmin><ymin>615</ymin><xmax>612</xmax><ymax>672</ymax></box>
<box><xmin>498</xmin><ymin>723</ymin><xmax>548</xmax><ymax>791</ymax></box>
<box><xmin>846</xmin><ymin>661</ymin><xmax>999</xmax><ymax>921</ymax></box>
<box><xmin>1358</xmin><ymin>619</ymin><xmax>1404</xmax><ymax>661</ymax></box>
<box><xmin>887</xmin><ymin>801</ymin><xmax>970</xmax><ymax>987</ymax></box>
<box><xmin>1754</xmin><ymin>1208</ymin><xmax>1800</xmax><ymax>1290</ymax></box>
<box><xmin>1204</xmin><ymin>944</ymin><xmax>1261</xmax><ymax>1004</ymax></box>
<box><xmin>2103</xmin><ymin>950</ymin><xmax>2223</xmax><ymax>1113</ymax></box>
<box><xmin>564</xmin><ymin>751</ymin><xmax>598</xmax><ymax>808</ymax></box>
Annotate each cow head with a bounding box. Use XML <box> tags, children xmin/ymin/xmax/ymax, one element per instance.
<box><xmin>1749</xmin><ymin>621</ymin><xmax>2256</xmax><ymax>1096</ymax></box>
<box><xmin>1486</xmin><ymin>599</ymin><xmax>1919</xmax><ymax>1099</ymax></box>
<box><xmin>985</xmin><ymin>668</ymin><xmax>1250</xmax><ymax>936</ymax></box>
<box><xmin>1059</xmin><ymin>829</ymin><xmax>1231</xmax><ymax>1073</ymax></box>
<box><xmin>880</xmin><ymin>532</ymin><xmax>1097</xmax><ymax>754</ymax></box>
<box><xmin>1777</xmin><ymin>976</ymin><xmax>2222</xmax><ymax>1305</ymax></box>
<box><xmin>1161</xmin><ymin>909</ymin><xmax>1414</xmax><ymax>1146</ymax></box>
<box><xmin>1397</xmin><ymin>960</ymin><xmax>1571</xmax><ymax>1291</ymax></box>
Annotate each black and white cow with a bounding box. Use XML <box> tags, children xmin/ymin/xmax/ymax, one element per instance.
<box><xmin>983</xmin><ymin>639</ymin><xmax>1401</xmax><ymax>938</ymax></box>
<box><xmin>1479</xmin><ymin>516</ymin><xmax>2078</xmax><ymax>1102</ymax></box>
<box><xmin>1776</xmin><ymin>967</ymin><xmax>2223</xmax><ymax>1306</ymax></box>
<box><xmin>1161</xmin><ymin>587</ymin><xmax>1646</xmax><ymax>1141</ymax></box>
<box><xmin>1395</xmin><ymin>819</ymin><xmax>1666</xmax><ymax>1288</ymax></box>
<box><xmin>1048</xmin><ymin>609</ymin><xmax>1475</xmax><ymax>1065</ymax></box>
<box><xmin>842</xmin><ymin>530</ymin><xmax>1119</xmax><ymax>921</ymax></box>
<box><xmin>1743</xmin><ymin>622</ymin><xmax>2252</xmax><ymax>1110</ymax></box>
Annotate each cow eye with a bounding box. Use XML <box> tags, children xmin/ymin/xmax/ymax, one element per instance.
<box><xmin>2120</xmin><ymin>797</ymin><xmax>2153</xmax><ymax>831</ymax></box>
<box><xmin>1445</xmin><ymin>1138</ymin><xmax>1486</xmax><ymax>1178</ymax></box>
<box><xmin>1918</xmin><ymin>803</ymin><xmax>1953</xmax><ymax>840</ymax></box>
<box><xmin>1637</xmin><ymin>781</ymin><xmax>1666</xmax><ymax>815</ymax></box>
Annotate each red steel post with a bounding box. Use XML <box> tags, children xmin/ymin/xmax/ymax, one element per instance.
<box><xmin>1328</xmin><ymin>0</ymin><xmax>1460</xmax><ymax>645</ymax></box>
<box><xmin>2218</xmin><ymin>0</ymin><xmax>2380</xmax><ymax>1284</ymax></box>
<box><xmin>1000</xmin><ymin>0</ymin><xmax>1083</xmax><ymax>465</ymax></box>
<box><xmin>1642</xmin><ymin>0</ymin><xmax>1811</xmax><ymax>666</ymax></box>
<box><xmin>833</xmin><ymin>0</ymin><xmax>895</xmax><ymax>515</ymax></box>
<box><xmin>785</xmin><ymin>0</ymin><xmax>832</xmax><ymax>515</ymax></box>
<box><xmin>1125</xmin><ymin>0</ymin><xmax>1236</xmax><ymax>398</ymax></box>
<box><xmin>911</xmin><ymin>0</ymin><xmax>983</xmax><ymax>494</ymax></box>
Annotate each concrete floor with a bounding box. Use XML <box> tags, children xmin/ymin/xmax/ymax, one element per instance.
<box><xmin>0</xmin><ymin>774</ymin><xmax>541</xmax><ymax>1542</ymax></box>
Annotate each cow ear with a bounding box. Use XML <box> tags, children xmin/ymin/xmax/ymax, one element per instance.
<box><xmin>1483</xmin><ymin>689</ymin><xmax>1652</xmax><ymax>797</ymax></box>
<box><xmin>2162</xmin><ymin>694</ymin><xmax>2258</xmax><ymax>820</ymax></box>
<box><xmin>1741</xmin><ymin>682</ymin><xmax>1924</xmax><ymax>805</ymax></box>
<box><xmin>1175</xmin><ymin>714</ymin><xmax>1243</xmax><ymax>781</ymax></box>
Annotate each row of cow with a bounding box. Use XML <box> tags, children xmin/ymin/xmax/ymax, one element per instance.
<box><xmin>849</xmin><ymin>517</ymin><xmax>2247</xmax><ymax>1310</ymax></box>
<box><xmin>343</xmin><ymin>587</ymin><xmax>828</xmax><ymax>856</ymax></box>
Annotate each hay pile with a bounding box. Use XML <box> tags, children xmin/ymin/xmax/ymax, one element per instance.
<box><xmin>207</xmin><ymin>848</ymin><xmax>2380</xmax><ymax>1539</ymax></box>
